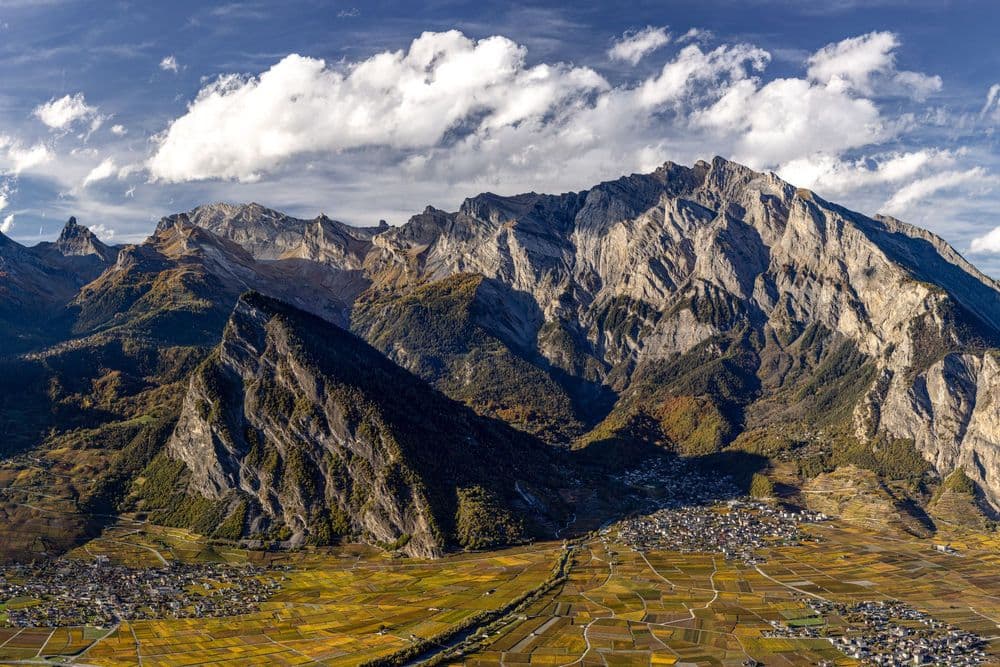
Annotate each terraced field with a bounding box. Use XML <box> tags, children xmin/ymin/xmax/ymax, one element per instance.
<box><xmin>459</xmin><ymin>523</ymin><xmax>1000</xmax><ymax>666</ymax></box>
<box><xmin>3</xmin><ymin>519</ymin><xmax>1000</xmax><ymax>665</ymax></box>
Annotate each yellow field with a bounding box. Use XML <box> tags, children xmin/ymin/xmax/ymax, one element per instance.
<box><xmin>46</xmin><ymin>524</ymin><xmax>560</xmax><ymax>666</ymax></box>
<box><xmin>459</xmin><ymin>522</ymin><xmax>1000</xmax><ymax>666</ymax></box>
<box><xmin>3</xmin><ymin>519</ymin><xmax>1000</xmax><ymax>665</ymax></box>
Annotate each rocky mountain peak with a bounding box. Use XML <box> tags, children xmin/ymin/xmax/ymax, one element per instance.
<box><xmin>53</xmin><ymin>217</ymin><xmax>115</xmax><ymax>262</ymax></box>
<box><xmin>5</xmin><ymin>155</ymin><xmax>1000</xmax><ymax>559</ymax></box>
<box><xmin>159</xmin><ymin>291</ymin><xmax>560</xmax><ymax>555</ymax></box>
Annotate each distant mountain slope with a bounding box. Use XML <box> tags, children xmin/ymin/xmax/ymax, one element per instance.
<box><xmin>2</xmin><ymin>157</ymin><xmax>1000</xmax><ymax>557</ymax></box>
<box><xmin>144</xmin><ymin>292</ymin><xmax>564</xmax><ymax>557</ymax></box>
<box><xmin>70</xmin><ymin>213</ymin><xmax>363</xmax><ymax>344</ymax></box>
<box><xmin>0</xmin><ymin>218</ymin><xmax>120</xmax><ymax>353</ymax></box>
<box><xmin>351</xmin><ymin>273</ymin><xmax>610</xmax><ymax>442</ymax></box>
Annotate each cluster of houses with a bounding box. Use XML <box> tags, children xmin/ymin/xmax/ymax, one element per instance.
<box><xmin>0</xmin><ymin>557</ymin><xmax>285</xmax><ymax>627</ymax></box>
<box><xmin>769</xmin><ymin>599</ymin><xmax>987</xmax><ymax>665</ymax></box>
<box><xmin>616</xmin><ymin>499</ymin><xmax>827</xmax><ymax>564</ymax></box>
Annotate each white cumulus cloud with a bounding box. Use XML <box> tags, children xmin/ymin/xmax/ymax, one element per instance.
<box><xmin>635</xmin><ymin>43</ymin><xmax>769</xmax><ymax>109</ymax></box>
<box><xmin>694</xmin><ymin>76</ymin><xmax>890</xmax><ymax>167</ymax></box>
<box><xmin>33</xmin><ymin>92</ymin><xmax>97</xmax><ymax>129</ymax></box>
<box><xmin>882</xmin><ymin>167</ymin><xmax>993</xmax><ymax>215</ymax></box>
<box><xmin>1</xmin><ymin>214</ymin><xmax>13</xmax><ymax>234</ymax></box>
<box><xmin>149</xmin><ymin>31</ymin><xmax>608</xmax><ymax>182</ymax></box>
<box><xmin>608</xmin><ymin>26</ymin><xmax>671</xmax><ymax>65</ymax></box>
<box><xmin>778</xmin><ymin>149</ymin><xmax>957</xmax><ymax>196</ymax></box>
<box><xmin>807</xmin><ymin>31</ymin><xmax>941</xmax><ymax>101</ymax></box>
<box><xmin>0</xmin><ymin>136</ymin><xmax>53</xmax><ymax>174</ymax></box>
<box><xmin>89</xmin><ymin>223</ymin><xmax>115</xmax><ymax>240</ymax></box>
<box><xmin>110</xmin><ymin>124</ymin><xmax>127</xmax><ymax>136</ymax></box>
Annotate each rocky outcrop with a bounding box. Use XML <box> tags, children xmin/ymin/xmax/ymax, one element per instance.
<box><xmin>52</xmin><ymin>217</ymin><xmax>118</xmax><ymax>262</ymax></box>
<box><xmin>9</xmin><ymin>157</ymin><xmax>1000</xmax><ymax>518</ymax></box>
<box><xmin>167</xmin><ymin>158</ymin><xmax>1000</xmax><ymax>509</ymax></box>
<box><xmin>876</xmin><ymin>352</ymin><xmax>1000</xmax><ymax>510</ymax></box>
<box><xmin>163</xmin><ymin>292</ymin><xmax>561</xmax><ymax>557</ymax></box>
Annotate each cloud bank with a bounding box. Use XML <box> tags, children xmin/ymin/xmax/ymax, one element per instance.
<box><xmin>149</xmin><ymin>31</ymin><xmax>607</xmax><ymax>182</ymax></box>
<box><xmin>82</xmin><ymin>157</ymin><xmax>118</xmax><ymax>188</ymax></box>
<box><xmin>971</xmin><ymin>227</ymin><xmax>1000</xmax><ymax>255</ymax></box>
<box><xmin>146</xmin><ymin>28</ymin><xmax>975</xmax><ymax>221</ymax></box>
<box><xmin>0</xmin><ymin>135</ymin><xmax>52</xmax><ymax>174</ymax></box>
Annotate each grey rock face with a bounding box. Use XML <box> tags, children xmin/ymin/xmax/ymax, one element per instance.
<box><xmin>164</xmin><ymin>293</ymin><xmax>558</xmax><ymax>556</ymax></box>
<box><xmin>173</xmin><ymin>158</ymin><xmax>1000</xmax><ymax>506</ymax></box>
<box><xmin>165</xmin><ymin>295</ymin><xmax>446</xmax><ymax>557</ymax></box>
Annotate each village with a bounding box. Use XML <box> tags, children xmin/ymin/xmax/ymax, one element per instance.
<box><xmin>769</xmin><ymin>599</ymin><xmax>988</xmax><ymax>666</ymax></box>
<box><xmin>0</xmin><ymin>557</ymin><xmax>285</xmax><ymax>628</ymax></box>
<box><xmin>616</xmin><ymin>498</ymin><xmax>827</xmax><ymax>564</ymax></box>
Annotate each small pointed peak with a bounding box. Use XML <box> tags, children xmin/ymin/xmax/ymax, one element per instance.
<box><xmin>244</xmin><ymin>202</ymin><xmax>272</xmax><ymax>216</ymax></box>
<box><xmin>58</xmin><ymin>216</ymin><xmax>90</xmax><ymax>241</ymax></box>
<box><xmin>378</xmin><ymin>219</ymin><xmax>389</xmax><ymax>229</ymax></box>
<box><xmin>53</xmin><ymin>215</ymin><xmax>115</xmax><ymax>260</ymax></box>
<box><xmin>60</xmin><ymin>216</ymin><xmax>81</xmax><ymax>232</ymax></box>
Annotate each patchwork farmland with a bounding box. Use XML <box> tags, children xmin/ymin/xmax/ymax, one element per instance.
<box><xmin>2</xmin><ymin>517</ymin><xmax>1000</xmax><ymax>665</ymax></box>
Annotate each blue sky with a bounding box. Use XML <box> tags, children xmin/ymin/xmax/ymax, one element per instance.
<box><xmin>1</xmin><ymin>0</ymin><xmax>999</xmax><ymax>274</ymax></box>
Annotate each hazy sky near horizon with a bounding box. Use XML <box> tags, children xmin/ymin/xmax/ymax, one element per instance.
<box><xmin>1</xmin><ymin>0</ymin><xmax>999</xmax><ymax>274</ymax></box>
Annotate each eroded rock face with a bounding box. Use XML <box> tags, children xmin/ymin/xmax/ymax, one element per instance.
<box><xmin>875</xmin><ymin>353</ymin><xmax>1000</xmax><ymax>511</ymax></box>
<box><xmin>165</xmin><ymin>158</ymin><xmax>1000</xmax><ymax>507</ymax></box>
<box><xmin>165</xmin><ymin>296</ymin><xmax>442</xmax><ymax>556</ymax></box>
<box><xmin>165</xmin><ymin>293</ymin><xmax>557</xmax><ymax>556</ymax></box>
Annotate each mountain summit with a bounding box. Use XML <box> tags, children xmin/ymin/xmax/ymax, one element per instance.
<box><xmin>2</xmin><ymin>156</ymin><xmax>999</xmax><ymax>558</ymax></box>
<box><xmin>147</xmin><ymin>157</ymin><xmax>1000</xmax><ymax>515</ymax></box>
<box><xmin>53</xmin><ymin>217</ymin><xmax>116</xmax><ymax>262</ymax></box>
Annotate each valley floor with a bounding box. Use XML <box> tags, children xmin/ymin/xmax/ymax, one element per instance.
<box><xmin>1</xmin><ymin>517</ymin><xmax>999</xmax><ymax>666</ymax></box>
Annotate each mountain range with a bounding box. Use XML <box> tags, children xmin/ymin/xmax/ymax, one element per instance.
<box><xmin>1</xmin><ymin>156</ymin><xmax>998</xmax><ymax>559</ymax></box>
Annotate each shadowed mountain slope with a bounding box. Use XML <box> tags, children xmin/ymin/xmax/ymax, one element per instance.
<box><xmin>145</xmin><ymin>292</ymin><xmax>565</xmax><ymax>557</ymax></box>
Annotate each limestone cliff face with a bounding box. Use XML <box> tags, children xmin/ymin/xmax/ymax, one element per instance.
<box><xmin>165</xmin><ymin>293</ymin><xmax>558</xmax><ymax>556</ymax></box>
<box><xmin>362</xmin><ymin>160</ymin><xmax>1000</xmax><ymax>504</ymax></box>
<box><xmin>875</xmin><ymin>352</ymin><xmax>1000</xmax><ymax>510</ymax></box>
<box><xmin>170</xmin><ymin>158</ymin><xmax>1000</xmax><ymax>507</ymax></box>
